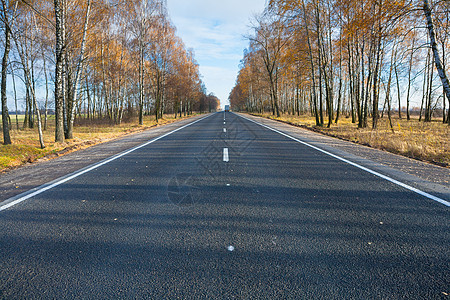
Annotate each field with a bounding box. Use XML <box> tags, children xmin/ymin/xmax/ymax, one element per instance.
<box><xmin>250</xmin><ymin>112</ymin><xmax>449</xmax><ymax>167</ymax></box>
<box><xmin>0</xmin><ymin>113</ymin><xmax>200</xmax><ymax>172</ymax></box>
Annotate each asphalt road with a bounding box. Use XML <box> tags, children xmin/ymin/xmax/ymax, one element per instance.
<box><xmin>0</xmin><ymin>112</ymin><xmax>448</xmax><ymax>299</ymax></box>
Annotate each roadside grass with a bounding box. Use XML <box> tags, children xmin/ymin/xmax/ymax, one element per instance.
<box><xmin>250</xmin><ymin>112</ymin><xmax>449</xmax><ymax>167</ymax></box>
<box><xmin>0</xmin><ymin>113</ymin><xmax>201</xmax><ymax>172</ymax></box>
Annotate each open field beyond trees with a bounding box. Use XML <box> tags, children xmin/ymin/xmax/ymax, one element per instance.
<box><xmin>250</xmin><ymin>113</ymin><xmax>449</xmax><ymax>167</ymax></box>
<box><xmin>0</xmin><ymin>114</ymin><xmax>200</xmax><ymax>172</ymax></box>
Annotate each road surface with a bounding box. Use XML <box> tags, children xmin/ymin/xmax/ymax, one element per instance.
<box><xmin>0</xmin><ymin>112</ymin><xmax>448</xmax><ymax>298</ymax></box>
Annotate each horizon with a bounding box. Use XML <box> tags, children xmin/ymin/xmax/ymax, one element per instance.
<box><xmin>167</xmin><ymin>0</ymin><xmax>267</xmax><ymax>108</ymax></box>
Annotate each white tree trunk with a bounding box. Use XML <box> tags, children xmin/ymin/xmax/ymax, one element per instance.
<box><xmin>54</xmin><ymin>0</ymin><xmax>65</xmax><ymax>142</ymax></box>
<box><xmin>67</xmin><ymin>0</ymin><xmax>91</xmax><ymax>139</ymax></box>
<box><xmin>423</xmin><ymin>0</ymin><xmax>450</xmax><ymax>106</ymax></box>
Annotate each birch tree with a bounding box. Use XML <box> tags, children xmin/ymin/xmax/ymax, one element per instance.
<box><xmin>54</xmin><ymin>0</ymin><xmax>65</xmax><ymax>142</ymax></box>
<box><xmin>423</xmin><ymin>0</ymin><xmax>450</xmax><ymax>125</ymax></box>
<box><xmin>0</xmin><ymin>0</ymin><xmax>14</xmax><ymax>145</ymax></box>
<box><xmin>66</xmin><ymin>0</ymin><xmax>91</xmax><ymax>139</ymax></box>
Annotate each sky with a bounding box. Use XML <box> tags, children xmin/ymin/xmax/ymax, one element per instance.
<box><xmin>166</xmin><ymin>0</ymin><xmax>267</xmax><ymax>107</ymax></box>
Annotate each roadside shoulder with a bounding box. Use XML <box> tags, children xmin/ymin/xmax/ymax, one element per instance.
<box><xmin>238</xmin><ymin>113</ymin><xmax>450</xmax><ymax>202</ymax></box>
<box><xmin>0</xmin><ymin>114</ymin><xmax>210</xmax><ymax>203</ymax></box>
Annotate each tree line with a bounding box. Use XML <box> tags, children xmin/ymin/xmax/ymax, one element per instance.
<box><xmin>229</xmin><ymin>0</ymin><xmax>450</xmax><ymax>129</ymax></box>
<box><xmin>0</xmin><ymin>0</ymin><xmax>220</xmax><ymax>148</ymax></box>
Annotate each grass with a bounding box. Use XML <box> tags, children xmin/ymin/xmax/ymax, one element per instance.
<box><xmin>0</xmin><ymin>113</ymin><xmax>201</xmax><ymax>172</ymax></box>
<box><xmin>250</xmin><ymin>112</ymin><xmax>450</xmax><ymax>167</ymax></box>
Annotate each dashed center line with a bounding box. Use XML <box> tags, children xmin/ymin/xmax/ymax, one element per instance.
<box><xmin>223</xmin><ymin>148</ymin><xmax>229</xmax><ymax>162</ymax></box>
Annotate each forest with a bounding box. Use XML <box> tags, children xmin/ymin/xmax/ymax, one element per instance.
<box><xmin>0</xmin><ymin>0</ymin><xmax>220</xmax><ymax>149</ymax></box>
<box><xmin>230</xmin><ymin>0</ymin><xmax>450</xmax><ymax>129</ymax></box>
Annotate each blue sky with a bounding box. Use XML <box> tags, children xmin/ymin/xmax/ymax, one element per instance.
<box><xmin>167</xmin><ymin>0</ymin><xmax>267</xmax><ymax>107</ymax></box>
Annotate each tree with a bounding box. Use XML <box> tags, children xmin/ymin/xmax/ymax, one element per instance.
<box><xmin>66</xmin><ymin>0</ymin><xmax>91</xmax><ymax>139</ymax></box>
<box><xmin>249</xmin><ymin>12</ymin><xmax>289</xmax><ymax>117</ymax></box>
<box><xmin>0</xmin><ymin>0</ymin><xmax>210</xmax><ymax>149</ymax></box>
<box><xmin>423</xmin><ymin>0</ymin><xmax>450</xmax><ymax>125</ymax></box>
<box><xmin>0</xmin><ymin>0</ymin><xmax>14</xmax><ymax>145</ymax></box>
<box><xmin>54</xmin><ymin>0</ymin><xmax>65</xmax><ymax>142</ymax></box>
<box><xmin>234</xmin><ymin>0</ymin><xmax>450</xmax><ymax>128</ymax></box>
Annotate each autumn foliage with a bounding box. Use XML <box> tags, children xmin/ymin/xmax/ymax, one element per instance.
<box><xmin>230</xmin><ymin>0</ymin><xmax>450</xmax><ymax>129</ymax></box>
<box><xmin>0</xmin><ymin>0</ymin><xmax>220</xmax><ymax>146</ymax></box>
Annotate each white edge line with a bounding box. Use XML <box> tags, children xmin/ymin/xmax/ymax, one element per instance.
<box><xmin>237</xmin><ymin>113</ymin><xmax>450</xmax><ymax>207</ymax></box>
<box><xmin>223</xmin><ymin>148</ymin><xmax>229</xmax><ymax>162</ymax></box>
<box><xmin>0</xmin><ymin>113</ymin><xmax>215</xmax><ymax>212</ymax></box>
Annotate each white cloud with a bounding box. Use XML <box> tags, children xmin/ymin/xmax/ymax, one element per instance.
<box><xmin>173</xmin><ymin>17</ymin><xmax>244</xmax><ymax>61</ymax></box>
<box><xmin>200</xmin><ymin>66</ymin><xmax>239</xmax><ymax>99</ymax></box>
<box><xmin>167</xmin><ymin>0</ymin><xmax>266</xmax><ymax>105</ymax></box>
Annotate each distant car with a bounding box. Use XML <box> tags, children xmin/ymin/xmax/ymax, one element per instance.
<box><xmin>224</xmin><ymin>105</ymin><xmax>230</xmax><ymax>112</ymax></box>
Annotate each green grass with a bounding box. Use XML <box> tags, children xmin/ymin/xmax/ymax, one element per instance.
<box><xmin>0</xmin><ymin>144</ymin><xmax>50</xmax><ymax>169</ymax></box>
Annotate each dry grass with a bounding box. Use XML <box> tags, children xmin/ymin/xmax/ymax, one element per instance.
<box><xmin>0</xmin><ymin>113</ymin><xmax>201</xmax><ymax>172</ymax></box>
<box><xmin>251</xmin><ymin>112</ymin><xmax>449</xmax><ymax>167</ymax></box>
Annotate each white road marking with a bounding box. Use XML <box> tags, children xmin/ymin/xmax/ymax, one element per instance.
<box><xmin>238</xmin><ymin>114</ymin><xmax>450</xmax><ymax>207</ymax></box>
<box><xmin>223</xmin><ymin>128</ymin><xmax>227</xmax><ymax>133</ymax></box>
<box><xmin>223</xmin><ymin>148</ymin><xmax>229</xmax><ymax>162</ymax></box>
<box><xmin>0</xmin><ymin>114</ymin><xmax>215</xmax><ymax>212</ymax></box>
